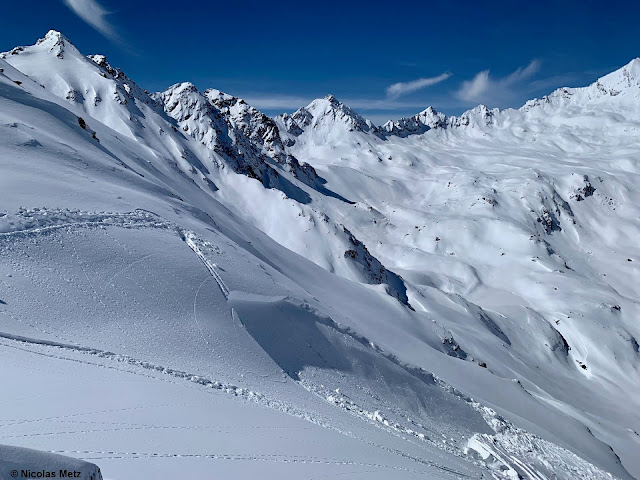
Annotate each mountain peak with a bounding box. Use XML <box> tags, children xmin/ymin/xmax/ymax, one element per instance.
<box><xmin>36</xmin><ymin>30</ymin><xmax>73</xmax><ymax>57</ymax></box>
<box><xmin>39</xmin><ymin>30</ymin><xmax>69</xmax><ymax>44</ymax></box>
<box><xmin>626</xmin><ymin>57</ymin><xmax>640</xmax><ymax>69</ymax></box>
<box><xmin>204</xmin><ymin>89</ymin><xmax>255</xmax><ymax>112</ymax></box>
<box><xmin>1</xmin><ymin>30</ymin><xmax>79</xmax><ymax>61</ymax></box>
<box><xmin>324</xmin><ymin>94</ymin><xmax>339</xmax><ymax>104</ymax></box>
<box><xmin>381</xmin><ymin>106</ymin><xmax>448</xmax><ymax>137</ymax></box>
<box><xmin>306</xmin><ymin>96</ymin><xmax>375</xmax><ymax>132</ymax></box>
<box><xmin>618</xmin><ymin>57</ymin><xmax>640</xmax><ymax>74</ymax></box>
<box><xmin>520</xmin><ymin>57</ymin><xmax>640</xmax><ymax>114</ymax></box>
<box><xmin>419</xmin><ymin>106</ymin><xmax>439</xmax><ymax>115</ymax></box>
<box><xmin>167</xmin><ymin>81</ymin><xmax>199</xmax><ymax>94</ymax></box>
<box><xmin>275</xmin><ymin>95</ymin><xmax>377</xmax><ymax>141</ymax></box>
<box><xmin>598</xmin><ymin>57</ymin><xmax>640</xmax><ymax>87</ymax></box>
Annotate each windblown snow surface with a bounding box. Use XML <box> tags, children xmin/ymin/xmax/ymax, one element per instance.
<box><xmin>0</xmin><ymin>31</ymin><xmax>638</xmax><ymax>479</ymax></box>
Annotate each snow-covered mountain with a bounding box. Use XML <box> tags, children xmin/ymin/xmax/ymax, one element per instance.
<box><xmin>1</xmin><ymin>31</ymin><xmax>639</xmax><ymax>480</ymax></box>
<box><xmin>155</xmin><ymin>82</ymin><xmax>319</xmax><ymax>187</ymax></box>
<box><xmin>521</xmin><ymin>58</ymin><xmax>640</xmax><ymax>111</ymax></box>
<box><xmin>152</xmin><ymin>80</ymin><xmax>409</xmax><ymax>303</ymax></box>
<box><xmin>276</xmin><ymin>94</ymin><xmax>379</xmax><ymax>140</ymax></box>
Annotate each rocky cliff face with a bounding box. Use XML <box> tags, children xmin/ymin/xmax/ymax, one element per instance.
<box><xmin>157</xmin><ymin>83</ymin><xmax>320</xmax><ymax>189</ymax></box>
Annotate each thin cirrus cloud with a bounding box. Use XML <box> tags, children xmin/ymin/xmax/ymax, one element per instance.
<box><xmin>385</xmin><ymin>72</ymin><xmax>453</xmax><ymax>99</ymax></box>
<box><xmin>63</xmin><ymin>0</ymin><xmax>119</xmax><ymax>41</ymax></box>
<box><xmin>457</xmin><ymin>60</ymin><xmax>541</xmax><ymax>105</ymax></box>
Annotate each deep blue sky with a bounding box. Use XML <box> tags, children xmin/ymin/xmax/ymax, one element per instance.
<box><xmin>1</xmin><ymin>0</ymin><xmax>638</xmax><ymax>123</ymax></box>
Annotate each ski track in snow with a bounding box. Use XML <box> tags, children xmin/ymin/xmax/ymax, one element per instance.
<box><xmin>0</xmin><ymin>333</ymin><xmax>472</xmax><ymax>479</ymax></box>
<box><xmin>184</xmin><ymin>231</ymin><xmax>230</xmax><ymax>298</ymax></box>
<box><xmin>0</xmin><ymin>212</ymin><xmax>625</xmax><ymax>479</ymax></box>
<box><xmin>49</xmin><ymin>449</ymin><xmax>450</xmax><ymax>477</ymax></box>
<box><xmin>0</xmin><ymin>209</ymin><xmax>479</xmax><ymax>478</ymax></box>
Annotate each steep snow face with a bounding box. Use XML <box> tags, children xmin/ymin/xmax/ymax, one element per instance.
<box><xmin>202</xmin><ymin>87</ymin><xmax>321</xmax><ymax>184</ymax></box>
<box><xmin>0</xmin><ymin>30</ymin><xmax>223</xmax><ymax>197</ymax></box>
<box><xmin>205</xmin><ymin>88</ymin><xmax>287</xmax><ymax>157</ymax></box>
<box><xmin>154</xmin><ymin>82</ymin><xmax>227</xmax><ymax>158</ymax></box>
<box><xmin>157</xmin><ymin>83</ymin><xmax>319</xmax><ymax>188</ymax></box>
<box><xmin>1</xmin><ymin>30</ymin><xmax>161</xmax><ymax>140</ymax></box>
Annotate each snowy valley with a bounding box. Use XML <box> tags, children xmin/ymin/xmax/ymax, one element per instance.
<box><xmin>0</xmin><ymin>31</ymin><xmax>639</xmax><ymax>479</ymax></box>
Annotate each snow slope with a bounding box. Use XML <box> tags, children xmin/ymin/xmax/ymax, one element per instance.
<box><xmin>0</xmin><ymin>31</ymin><xmax>638</xmax><ymax>479</ymax></box>
<box><xmin>276</xmin><ymin>59</ymin><xmax>640</xmax><ymax>478</ymax></box>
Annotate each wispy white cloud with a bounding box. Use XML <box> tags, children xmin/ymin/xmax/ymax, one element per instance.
<box><xmin>457</xmin><ymin>60</ymin><xmax>541</xmax><ymax>105</ymax></box>
<box><xmin>386</xmin><ymin>72</ymin><xmax>452</xmax><ymax>98</ymax></box>
<box><xmin>63</xmin><ymin>0</ymin><xmax>119</xmax><ymax>40</ymax></box>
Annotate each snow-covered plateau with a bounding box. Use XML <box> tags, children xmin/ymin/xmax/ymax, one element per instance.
<box><xmin>0</xmin><ymin>31</ymin><xmax>638</xmax><ymax>479</ymax></box>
